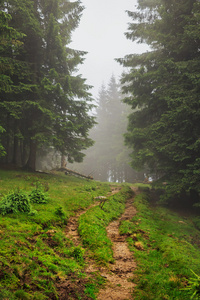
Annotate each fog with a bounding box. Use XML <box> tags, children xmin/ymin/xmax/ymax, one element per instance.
<box><xmin>37</xmin><ymin>0</ymin><xmax>148</xmax><ymax>182</ymax></box>
<box><xmin>70</xmin><ymin>0</ymin><xmax>148</xmax><ymax>97</ymax></box>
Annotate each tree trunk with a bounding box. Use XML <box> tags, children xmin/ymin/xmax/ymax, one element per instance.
<box><xmin>12</xmin><ymin>122</ymin><xmax>21</xmax><ymax>166</ymax></box>
<box><xmin>13</xmin><ymin>135</ymin><xmax>19</xmax><ymax>165</ymax></box>
<box><xmin>26</xmin><ymin>139</ymin><xmax>37</xmax><ymax>171</ymax></box>
<box><xmin>61</xmin><ymin>154</ymin><xmax>67</xmax><ymax>168</ymax></box>
<box><xmin>20</xmin><ymin>140</ymin><xmax>27</xmax><ymax>167</ymax></box>
<box><xmin>6</xmin><ymin>113</ymin><xmax>11</xmax><ymax>163</ymax></box>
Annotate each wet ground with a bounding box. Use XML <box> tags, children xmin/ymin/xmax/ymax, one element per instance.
<box><xmin>65</xmin><ymin>187</ymin><xmax>137</xmax><ymax>300</ymax></box>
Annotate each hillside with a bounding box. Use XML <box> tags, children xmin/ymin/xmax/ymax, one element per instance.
<box><xmin>0</xmin><ymin>169</ymin><xmax>200</xmax><ymax>299</ymax></box>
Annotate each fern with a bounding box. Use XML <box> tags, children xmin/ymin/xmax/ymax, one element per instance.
<box><xmin>0</xmin><ymin>189</ymin><xmax>32</xmax><ymax>215</ymax></box>
<box><xmin>29</xmin><ymin>182</ymin><xmax>49</xmax><ymax>204</ymax></box>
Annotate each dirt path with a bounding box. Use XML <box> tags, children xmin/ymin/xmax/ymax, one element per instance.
<box><xmin>65</xmin><ymin>186</ymin><xmax>137</xmax><ymax>300</ymax></box>
<box><xmin>97</xmin><ymin>196</ymin><xmax>137</xmax><ymax>300</ymax></box>
<box><xmin>65</xmin><ymin>186</ymin><xmax>121</xmax><ymax>245</ymax></box>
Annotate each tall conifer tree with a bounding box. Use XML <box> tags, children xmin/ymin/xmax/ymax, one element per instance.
<box><xmin>0</xmin><ymin>0</ymin><xmax>95</xmax><ymax>170</ymax></box>
<box><xmin>71</xmin><ymin>76</ymin><xmax>142</xmax><ymax>182</ymax></box>
<box><xmin>118</xmin><ymin>0</ymin><xmax>200</xmax><ymax>199</ymax></box>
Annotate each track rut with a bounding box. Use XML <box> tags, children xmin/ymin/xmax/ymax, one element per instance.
<box><xmin>65</xmin><ymin>186</ymin><xmax>137</xmax><ymax>300</ymax></box>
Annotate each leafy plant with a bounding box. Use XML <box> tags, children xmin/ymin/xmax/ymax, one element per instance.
<box><xmin>54</xmin><ymin>206</ymin><xmax>67</xmax><ymax>225</ymax></box>
<box><xmin>0</xmin><ymin>189</ymin><xmax>32</xmax><ymax>215</ymax></box>
<box><xmin>29</xmin><ymin>182</ymin><xmax>49</xmax><ymax>204</ymax></box>
<box><xmin>84</xmin><ymin>185</ymin><xmax>96</xmax><ymax>192</ymax></box>
<box><xmin>14</xmin><ymin>289</ymin><xmax>30</xmax><ymax>300</ymax></box>
<box><xmin>184</xmin><ymin>270</ymin><xmax>200</xmax><ymax>299</ymax></box>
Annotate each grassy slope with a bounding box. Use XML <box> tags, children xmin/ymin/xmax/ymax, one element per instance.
<box><xmin>1</xmin><ymin>170</ymin><xmax>200</xmax><ymax>300</ymax></box>
<box><xmin>0</xmin><ymin>169</ymin><xmax>132</xmax><ymax>300</ymax></box>
<box><xmin>119</xmin><ymin>187</ymin><xmax>200</xmax><ymax>300</ymax></box>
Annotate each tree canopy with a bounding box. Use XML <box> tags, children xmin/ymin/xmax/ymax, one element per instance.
<box><xmin>118</xmin><ymin>0</ymin><xmax>200</xmax><ymax>199</ymax></box>
<box><xmin>0</xmin><ymin>0</ymin><xmax>95</xmax><ymax>170</ymax></box>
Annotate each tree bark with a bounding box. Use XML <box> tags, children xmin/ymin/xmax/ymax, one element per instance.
<box><xmin>13</xmin><ymin>135</ymin><xmax>19</xmax><ymax>165</ymax></box>
<box><xmin>12</xmin><ymin>121</ymin><xmax>21</xmax><ymax>166</ymax></box>
<box><xmin>26</xmin><ymin>139</ymin><xmax>37</xmax><ymax>171</ymax></box>
<box><xmin>5</xmin><ymin>113</ymin><xmax>11</xmax><ymax>163</ymax></box>
<box><xmin>61</xmin><ymin>154</ymin><xmax>67</xmax><ymax>168</ymax></box>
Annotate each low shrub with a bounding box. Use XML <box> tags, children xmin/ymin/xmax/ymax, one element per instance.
<box><xmin>29</xmin><ymin>182</ymin><xmax>49</xmax><ymax>204</ymax></box>
<box><xmin>0</xmin><ymin>189</ymin><xmax>32</xmax><ymax>215</ymax></box>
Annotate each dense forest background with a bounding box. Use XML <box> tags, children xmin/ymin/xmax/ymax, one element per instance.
<box><xmin>67</xmin><ymin>75</ymin><xmax>145</xmax><ymax>183</ymax></box>
<box><xmin>0</xmin><ymin>0</ymin><xmax>94</xmax><ymax>171</ymax></box>
<box><xmin>1</xmin><ymin>0</ymin><xmax>200</xmax><ymax>202</ymax></box>
<box><xmin>117</xmin><ymin>0</ymin><xmax>200</xmax><ymax>201</ymax></box>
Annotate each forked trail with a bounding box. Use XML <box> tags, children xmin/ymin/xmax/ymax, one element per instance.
<box><xmin>97</xmin><ymin>195</ymin><xmax>137</xmax><ymax>300</ymax></box>
<box><xmin>65</xmin><ymin>186</ymin><xmax>137</xmax><ymax>300</ymax></box>
<box><xmin>65</xmin><ymin>186</ymin><xmax>121</xmax><ymax>246</ymax></box>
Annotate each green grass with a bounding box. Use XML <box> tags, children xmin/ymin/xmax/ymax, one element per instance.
<box><xmin>1</xmin><ymin>169</ymin><xmax>200</xmax><ymax>299</ymax></box>
<box><xmin>119</xmin><ymin>189</ymin><xmax>200</xmax><ymax>300</ymax></box>
<box><xmin>0</xmin><ymin>169</ymin><xmax>112</xmax><ymax>299</ymax></box>
<box><xmin>78</xmin><ymin>186</ymin><xmax>134</xmax><ymax>264</ymax></box>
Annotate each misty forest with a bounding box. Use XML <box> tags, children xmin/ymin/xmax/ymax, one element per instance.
<box><xmin>1</xmin><ymin>0</ymin><xmax>200</xmax><ymax>200</ymax></box>
<box><xmin>2</xmin><ymin>1</ymin><xmax>200</xmax><ymax>299</ymax></box>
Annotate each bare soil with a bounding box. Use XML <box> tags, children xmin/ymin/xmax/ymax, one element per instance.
<box><xmin>65</xmin><ymin>186</ymin><xmax>121</xmax><ymax>246</ymax></box>
<box><xmin>97</xmin><ymin>196</ymin><xmax>137</xmax><ymax>300</ymax></box>
<box><xmin>64</xmin><ymin>186</ymin><xmax>137</xmax><ymax>300</ymax></box>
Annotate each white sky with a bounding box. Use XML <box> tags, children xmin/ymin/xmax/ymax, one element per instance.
<box><xmin>70</xmin><ymin>0</ymin><xmax>148</xmax><ymax>98</ymax></box>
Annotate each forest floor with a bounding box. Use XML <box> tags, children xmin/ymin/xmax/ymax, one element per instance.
<box><xmin>1</xmin><ymin>169</ymin><xmax>200</xmax><ymax>299</ymax></box>
<box><xmin>65</xmin><ymin>186</ymin><xmax>137</xmax><ymax>300</ymax></box>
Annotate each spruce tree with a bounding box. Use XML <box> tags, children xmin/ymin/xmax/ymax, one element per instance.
<box><xmin>118</xmin><ymin>0</ymin><xmax>200</xmax><ymax>198</ymax></box>
<box><xmin>72</xmin><ymin>76</ymin><xmax>142</xmax><ymax>182</ymax></box>
<box><xmin>0</xmin><ymin>0</ymin><xmax>95</xmax><ymax>170</ymax></box>
<box><xmin>0</xmin><ymin>9</ymin><xmax>33</xmax><ymax>162</ymax></box>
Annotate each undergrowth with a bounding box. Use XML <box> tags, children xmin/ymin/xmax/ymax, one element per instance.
<box><xmin>0</xmin><ymin>169</ymin><xmax>112</xmax><ymax>299</ymax></box>
<box><xmin>1</xmin><ymin>169</ymin><xmax>199</xmax><ymax>299</ymax></box>
<box><xmin>0</xmin><ymin>189</ymin><xmax>32</xmax><ymax>215</ymax></box>
<box><xmin>119</xmin><ymin>188</ymin><xmax>200</xmax><ymax>300</ymax></box>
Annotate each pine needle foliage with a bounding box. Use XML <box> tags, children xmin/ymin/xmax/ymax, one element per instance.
<box><xmin>118</xmin><ymin>0</ymin><xmax>200</xmax><ymax>200</ymax></box>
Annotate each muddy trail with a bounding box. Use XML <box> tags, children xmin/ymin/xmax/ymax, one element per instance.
<box><xmin>65</xmin><ymin>186</ymin><xmax>137</xmax><ymax>300</ymax></box>
<box><xmin>97</xmin><ymin>196</ymin><xmax>137</xmax><ymax>300</ymax></box>
<box><xmin>65</xmin><ymin>186</ymin><xmax>121</xmax><ymax>246</ymax></box>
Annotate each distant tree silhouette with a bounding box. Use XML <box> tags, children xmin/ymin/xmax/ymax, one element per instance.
<box><xmin>69</xmin><ymin>75</ymin><xmax>144</xmax><ymax>183</ymax></box>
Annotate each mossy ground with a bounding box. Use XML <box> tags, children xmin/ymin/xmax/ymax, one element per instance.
<box><xmin>0</xmin><ymin>169</ymin><xmax>112</xmax><ymax>299</ymax></box>
<box><xmin>0</xmin><ymin>169</ymin><xmax>131</xmax><ymax>299</ymax></box>
<box><xmin>119</xmin><ymin>186</ymin><xmax>200</xmax><ymax>300</ymax></box>
<box><xmin>1</xmin><ymin>170</ymin><xmax>200</xmax><ymax>299</ymax></box>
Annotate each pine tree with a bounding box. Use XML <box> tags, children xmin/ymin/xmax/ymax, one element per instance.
<box><xmin>118</xmin><ymin>0</ymin><xmax>200</xmax><ymax>198</ymax></box>
<box><xmin>0</xmin><ymin>0</ymin><xmax>95</xmax><ymax>170</ymax></box>
<box><xmin>71</xmin><ymin>76</ymin><xmax>142</xmax><ymax>182</ymax></box>
<box><xmin>0</xmin><ymin>8</ymin><xmax>33</xmax><ymax>162</ymax></box>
